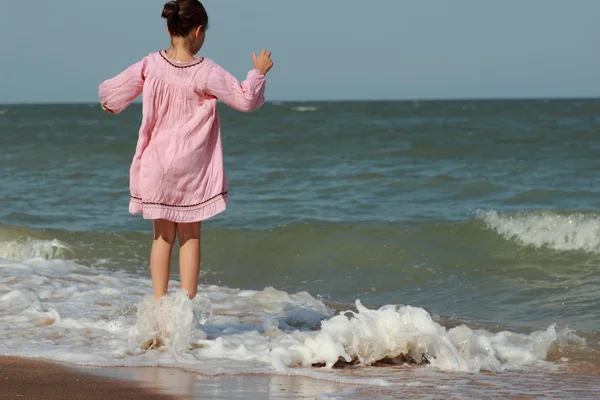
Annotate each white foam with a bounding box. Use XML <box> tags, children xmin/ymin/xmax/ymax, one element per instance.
<box><xmin>0</xmin><ymin>256</ymin><xmax>562</xmax><ymax>383</ymax></box>
<box><xmin>270</xmin><ymin>300</ymin><xmax>557</xmax><ymax>374</ymax></box>
<box><xmin>479</xmin><ymin>210</ymin><xmax>600</xmax><ymax>253</ymax></box>
<box><xmin>291</xmin><ymin>106</ymin><xmax>318</xmax><ymax>112</ymax></box>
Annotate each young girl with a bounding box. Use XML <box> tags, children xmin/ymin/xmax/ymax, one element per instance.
<box><xmin>99</xmin><ymin>0</ymin><xmax>273</xmax><ymax>300</ymax></box>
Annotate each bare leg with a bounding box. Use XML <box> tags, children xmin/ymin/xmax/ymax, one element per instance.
<box><xmin>177</xmin><ymin>222</ymin><xmax>201</xmax><ymax>299</ymax></box>
<box><xmin>151</xmin><ymin>219</ymin><xmax>177</xmax><ymax>299</ymax></box>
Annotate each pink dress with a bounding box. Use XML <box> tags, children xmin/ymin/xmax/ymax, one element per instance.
<box><xmin>98</xmin><ymin>50</ymin><xmax>266</xmax><ymax>223</ymax></box>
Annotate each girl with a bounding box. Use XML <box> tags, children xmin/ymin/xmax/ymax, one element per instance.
<box><xmin>99</xmin><ymin>0</ymin><xmax>273</xmax><ymax>300</ymax></box>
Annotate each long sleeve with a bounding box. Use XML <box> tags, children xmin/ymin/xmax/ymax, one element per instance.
<box><xmin>205</xmin><ymin>64</ymin><xmax>266</xmax><ymax>112</ymax></box>
<box><xmin>98</xmin><ymin>59</ymin><xmax>146</xmax><ymax>114</ymax></box>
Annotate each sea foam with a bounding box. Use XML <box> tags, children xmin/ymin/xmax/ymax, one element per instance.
<box><xmin>0</xmin><ymin>255</ymin><xmax>561</xmax><ymax>381</ymax></box>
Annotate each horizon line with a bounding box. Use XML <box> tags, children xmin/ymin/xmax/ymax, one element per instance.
<box><xmin>1</xmin><ymin>95</ymin><xmax>599</xmax><ymax>106</ymax></box>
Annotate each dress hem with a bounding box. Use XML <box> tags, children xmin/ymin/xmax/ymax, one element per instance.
<box><xmin>129</xmin><ymin>193</ymin><xmax>227</xmax><ymax>223</ymax></box>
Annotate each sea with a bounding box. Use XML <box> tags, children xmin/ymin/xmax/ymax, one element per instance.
<box><xmin>1</xmin><ymin>99</ymin><xmax>600</xmax><ymax>398</ymax></box>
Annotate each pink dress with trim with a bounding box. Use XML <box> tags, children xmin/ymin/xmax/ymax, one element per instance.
<box><xmin>98</xmin><ymin>50</ymin><xmax>266</xmax><ymax>223</ymax></box>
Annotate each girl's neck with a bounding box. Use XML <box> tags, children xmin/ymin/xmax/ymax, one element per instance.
<box><xmin>166</xmin><ymin>41</ymin><xmax>196</xmax><ymax>63</ymax></box>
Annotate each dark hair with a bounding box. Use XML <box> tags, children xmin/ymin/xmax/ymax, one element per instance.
<box><xmin>161</xmin><ymin>0</ymin><xmax>209</xmax><ymax>37</ymax></box>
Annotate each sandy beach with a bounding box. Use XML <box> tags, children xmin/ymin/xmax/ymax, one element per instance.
<box><xmin>4</xmin><ymin>355</ymin><xmax>600</xmax><ymax>399</ymax></box>
<box><xmin>0</xmin><ymin>357</ymin><xmax>180</xmax><ymax>400</ymax></box>
<box><xmin>0</xmin><ymin>356</ymin><xmax>350</xmax><ymax>400</ymax></box>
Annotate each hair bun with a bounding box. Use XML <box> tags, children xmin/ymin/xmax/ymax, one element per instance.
<box><xmin>161</xmin><ymin>0</ymin><xmax>209</xmax><ymax>37</ymax></box>
<box><xmin>161</xmin><ymin>1</ymin><xmax>179</xmax><ymax>21</ymax></box>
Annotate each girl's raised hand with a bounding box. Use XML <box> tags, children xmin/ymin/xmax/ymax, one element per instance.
<box><xmin>252</xmin><ymin>49</ymin><xmax>274</xmax><ymax>76</ymax></box>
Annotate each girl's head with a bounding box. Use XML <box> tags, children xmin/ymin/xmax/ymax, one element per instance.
<box><xmin>161</xmin><ymin>0</ymin><xmax>209</xmax><ymax>55</ymax></box>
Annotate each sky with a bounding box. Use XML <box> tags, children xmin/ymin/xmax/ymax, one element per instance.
<box><xmin>0</xmin><ymin>0</ymin><xmax>599</xmax><ymax>103</ymax></box>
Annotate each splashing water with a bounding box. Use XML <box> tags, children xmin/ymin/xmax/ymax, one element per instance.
<box><xmin>133</xmin><ymin>291</ymin><xmax>211</xmax><ymax>355</ymax></box>
<box><xmin>0</xmin><ymin>256</ymin><xmax>565</xmax><ymax>380</ymax></box>
<box><xmin>270</xmin><ymin>300</ymin><xmax>557</xmax><ymax>373</ymax></box>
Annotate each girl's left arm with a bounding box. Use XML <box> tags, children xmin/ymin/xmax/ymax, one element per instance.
<box><xmin>98</xmin><ymin>58</ymin><xmax>146</xmax><ymax>114</ymax></box>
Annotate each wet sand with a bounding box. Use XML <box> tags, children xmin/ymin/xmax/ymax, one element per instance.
<box><xmin>0</xmin><ymin>357</ymin><xmax>180</xmax><ymax>400</ymax></box>
<box><xmin>4</xmin><ymin>355</ymin><xmax>600</xmax><ymax>399</ymax></box>
<box><xmin>0</xmin><ymin>356</ymin><xmax>348</xmax><ymax>400</ymax></box>
<box><xmin>82</xmin><ymin>365</ymin><xmax>350</xmax><ymax>399</ymax></box>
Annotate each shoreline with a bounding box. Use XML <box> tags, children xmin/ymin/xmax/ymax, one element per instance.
<box><xmin>3</xmin><ymin>355</ymin><xmax>600</xmax><ymax>399</ymax></box>
<box><xmin>0</xmin><ymin>356</ymin><xmax>349</xmax><ymax>400</ymax></box>
<box><xmin>0</xmin><ymin>356</ymin><xmax>182</xmax><ymax>400</ymax></box>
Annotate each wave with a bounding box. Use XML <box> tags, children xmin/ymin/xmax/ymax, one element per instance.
<box><xmin>0</xmin><ymin>224</ymin><xmax>150</xmax><ymax>273</ymax></box>
<box><xmin>0</xmin><ymin>256</ymin><xmax>588</xmax><ymax>382</ymax></box>
<box><xmin>1</xmin><ymin>213</ymin><xmax>598</xmax><ymax>383</ymax></box>
<box><xmin>291</xmin><ymin>106</ymin><xmax>318</xmax><ymax>112</ymax></box>
<box><xmin>0</xmin><ymin>225</ymin><xmax>75</xmax><ymax>261</ymax></box>
<box><xmin>478</xmin><ymin>210</ymin><xmax>600</xmax><ymax>253</ymax></box>
<box><xmin>3</xmin><ymin>209</ymin><xmax>600</xmax><ymax>265</ymax></box>
<box><xmin>0</xmin><ymin>237</ymin><xmax>73</xmax><ymax>261</ymax></box>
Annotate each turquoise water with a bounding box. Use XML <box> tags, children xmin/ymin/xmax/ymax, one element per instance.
<box><xmin>1</xmin><ymin>100</ymin><xmax>599</xmax><ymax>350</ymax></box>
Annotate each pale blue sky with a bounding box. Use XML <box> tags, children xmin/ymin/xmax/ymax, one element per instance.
<box><xmin>0</xmin><ymin>0</ymin><xmax>599</xmax><ymax>103</ymax></box>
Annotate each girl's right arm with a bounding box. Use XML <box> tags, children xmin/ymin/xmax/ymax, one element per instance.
<box><xmin>98</xmin><ymin>58</ymin><xmax>146</xmax><ymax>114</ymax></box>
<box><xmin>205</xmin><ymin>49</ymin><xmax>273</xmax><ymax>112</ymax></box>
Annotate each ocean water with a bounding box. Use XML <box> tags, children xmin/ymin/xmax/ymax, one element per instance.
<box><xmin>1</xmin><ymin>100</ymin><xmax>600</xmax><ymax>398</ymax></box>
